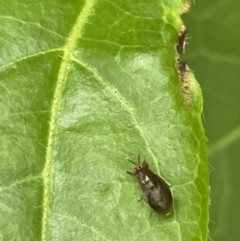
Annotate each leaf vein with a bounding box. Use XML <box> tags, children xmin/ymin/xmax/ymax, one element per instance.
<box><xmin>41</xmin><ymin>1</ymin><xmax>97</xmax><ymax>240</ymax></box>
<box><xmin>0</xmin><ymin>48</ymin><xmax>62</xmax><ymax>71</ymax></box>
<box><xmin>71</xmin><ymin>57</ymin><xmax>160</xmax><ymax>175</ymax></box>
<box><xmin>52</xmin><ymin>212</ymin><xmax>115</xmax><ymax>241</ymax></box>
<box><xmin>0</xmin><ymin>174</ymin><xmax>42</xmax><ymax>193</ymax></box>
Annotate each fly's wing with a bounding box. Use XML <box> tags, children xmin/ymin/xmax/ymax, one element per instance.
<box><xmin>144</xmin><ymin>175</ymin><xmax>172</xmax><ymax>214</ymax></box>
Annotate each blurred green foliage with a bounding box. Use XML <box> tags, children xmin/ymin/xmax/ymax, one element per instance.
<box><xmin>183</xmin><ymin>1</ymin><xmax>240</xmax><ymax>240</ymax></box>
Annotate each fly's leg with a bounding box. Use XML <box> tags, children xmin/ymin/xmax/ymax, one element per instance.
<box><xmin>126</xmin><ymin>171</ymin><xmax>135</xmax><ymax>175</ymax></box>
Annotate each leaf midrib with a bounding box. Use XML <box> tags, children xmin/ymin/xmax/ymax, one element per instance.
<box><xmin>41</xmin><ymin>1</ymin><xmax>97</xmax><ymax>239</ymax></box>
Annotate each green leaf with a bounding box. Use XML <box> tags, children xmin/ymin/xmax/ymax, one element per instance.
<box><xmin>0</xmin><ymin>0</ymin><xmax>209</xmax><ymax>240</ymax></box>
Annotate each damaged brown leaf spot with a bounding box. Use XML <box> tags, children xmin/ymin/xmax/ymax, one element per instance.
<box><xmin>178</xmin><ymin>60</ymin><xmax>191</xmax><ymax>105</ymax></box>
<box><xmin>175</xmin><ymin>26</ymin><xmax>189</xmax><ymax>80</ymax></box>
<box><xmin>178</xmin><ymin>60</ymin><xmax>188</xmax><ymax>79</ymax></box>
<box><xmin>175</xmin><ymin>25</ymin><xmax>191</xmax><ymax>105</ymax></box>
<box><xmin>180</xmin><ymin>0</ymin><xmax>195</xmax><ymax>14</ymax></box>
<box><xmin>176</xmin><ymin>27</ymin><xmax>188</xmax><ymax>55</ymax></box>
<box><xmin>175</xmin><ymin>25</ymin><xmax>188</xmax><ymax>80</ymax></box>
<box><xmin>175</xmin><ymin>0</ymin><xmax>197</xmax><ymax>106</ymax></box>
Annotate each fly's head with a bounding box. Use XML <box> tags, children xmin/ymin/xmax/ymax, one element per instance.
<box><xmin>126</xmin><ymin>154</ymin><xmax>149</xmax><ymax>175</ymax></box>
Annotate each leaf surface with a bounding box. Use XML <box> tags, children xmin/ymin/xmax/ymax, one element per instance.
<box><xmin>0</xmin><ymin>0</ymin><xmax>208</xmax><ymax>240</ymax></box>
